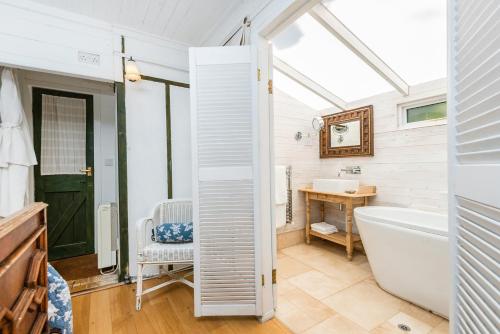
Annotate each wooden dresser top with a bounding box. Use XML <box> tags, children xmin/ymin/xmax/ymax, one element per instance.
<box><xmin>0</xmin><ymin>203</ymin><xmax>47</xmax><ymax>239</ymax></box>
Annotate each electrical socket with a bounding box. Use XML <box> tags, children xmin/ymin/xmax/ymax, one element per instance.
<box><xmin>78</xmin><ymin>51</ymin><xmax>100</xmax><ymax>66</ymax></box>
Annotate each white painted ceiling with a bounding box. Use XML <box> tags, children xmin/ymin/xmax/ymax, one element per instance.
<box><xmin>32</xmin><ymin>0</ymin><xmax>267</xmax><ymax>45</ymax></box>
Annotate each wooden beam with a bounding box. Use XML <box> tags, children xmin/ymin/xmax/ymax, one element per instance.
<box><xmin>309</xmin><ymin>3</ymin><xmax>410</xmax><ymax>96</ymax></box>
<box><xmin>273</xmin><ymin>56</ymin><xmax>347</xmax><ymax>110</ymax></box>
<box><xmin>260</xmin><ymin>0</ymin><xmax>323</xmax><ymax>40</ymax></box>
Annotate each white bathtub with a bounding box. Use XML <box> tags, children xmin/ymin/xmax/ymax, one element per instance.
<box><xmin>354</xmin><ymin>206</ymin><xmax>449</xmax><ymax>318</ymax></box>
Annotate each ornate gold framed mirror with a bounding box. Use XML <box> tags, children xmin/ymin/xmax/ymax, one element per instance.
<box><xmin>320</xmin><ymin>105</ymin><xmax>374</xmax><ymax>158</ymax></box>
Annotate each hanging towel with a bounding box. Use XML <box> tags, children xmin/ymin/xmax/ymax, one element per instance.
<box><xmin>275</xmin><ymin>165</ymin><xmax>287</xmax><ymax>205</ymax></box>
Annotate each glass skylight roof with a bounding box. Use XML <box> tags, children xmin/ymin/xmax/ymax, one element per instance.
<box><xmin>324</xmin><ymin>0</ymin><xmax>446</xmax><ymax>85</ymax></box>
<box><xmin>272</xmin><ymin>0</ymin><xmax>447</xmax><ymax>110</ymax></box>
<box><xmin>273</xmin><ymin>13</ymin><xmax>394</xmax><ymax>103</ymax></box>
<box><xmin>273</xmin><ymin>71</ymin><xmax>333</xmax><ymax>110</ymax></box>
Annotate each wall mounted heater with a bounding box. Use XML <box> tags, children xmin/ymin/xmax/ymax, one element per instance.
<box><xmin>97</xmin><ymin>203</ymin><xmax>119</xmax><ymax>269</ymax></box>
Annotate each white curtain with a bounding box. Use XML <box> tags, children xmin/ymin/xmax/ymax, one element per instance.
<box><xmin>41</xmin><ymin>95</ymin><xmax>86</xmax><ymax>175</ymax></box>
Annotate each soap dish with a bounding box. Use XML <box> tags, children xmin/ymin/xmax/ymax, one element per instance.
<box><xmin>344</xmin><ymin>190</ymin><xmax>356</xmax><ymax>194</ymax></box>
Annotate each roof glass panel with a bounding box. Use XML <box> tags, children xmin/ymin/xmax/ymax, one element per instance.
<box><xmin>273</xmin><ymin>71</ymin><xmax>333</xmax><ymax>110</ymax></box>
<box><xmin>323</xmin><ymin>0</ymin><xmax>446</xmax><ymax>85</ymax></box>
<box><xmin>273</xmin><ymin>13</ymin><xmax>394</xmax><ymax>102</ymax></box>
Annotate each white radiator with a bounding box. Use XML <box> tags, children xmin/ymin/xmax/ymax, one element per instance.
<box><xmin>97</xmin><ymin>203</ymin><xmax>118</xmax><ymax>269</ymax></box>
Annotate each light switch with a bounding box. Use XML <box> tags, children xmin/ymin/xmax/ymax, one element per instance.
<box><xmin>104</xmin><ymin>158</ymin><xmax>114</xmax><ymax>166</ymax></box>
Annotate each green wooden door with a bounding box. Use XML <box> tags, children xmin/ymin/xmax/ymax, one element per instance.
<box><xmin>33</xmin><ymin>88</ymin><xmax>94</xmax><ymax>261</ymax></box>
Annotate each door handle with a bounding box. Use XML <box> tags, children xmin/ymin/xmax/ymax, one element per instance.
<box><xmin>80</xmin><ymin>167</ymin><xmax>93</xmax><ymax>176</ymax></box>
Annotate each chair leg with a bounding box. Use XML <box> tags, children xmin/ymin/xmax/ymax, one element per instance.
<box><xmin>136</xmin><ymin>263</ymin><xmax>143</xmax><ymax>311</ymax></box>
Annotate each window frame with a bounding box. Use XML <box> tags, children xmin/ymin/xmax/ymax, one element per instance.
<box><xmin>398</xmin><ymin>94</ymin><xmax>447</xmax><ymax>129</ymax></box>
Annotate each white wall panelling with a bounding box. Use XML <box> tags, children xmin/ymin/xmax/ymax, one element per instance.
<box><xmin>119</xmin><ymin>29</ymin><xmax>189</xmax><ymax>83</ymax></box>
<box><xmin>125</xmin><ymin>79</ymin><xmax>168</xmax><ymax>277</ymax></box>
<box><xmin>0</xmin><ymin>0</ymin><xmax>190</xmax><ymax>83</ymax></box>
<box><xmin>123</xmin><ymin>77</ymin><xmax>190</xmax><ymax>277</ymax></box>
<box><xmin>170</xmin><ymin>85</ymin><xmax>192</xmax><ymax>198</ymax></box>
<box><xmin>0</xmin><ymin>0</ymin><xmax>116</xmax><ymax>81</ymax></box>
<box><xmin>274</xmin><ymin>88</ymin><xmax>324</xmax><ymax>233</ymax></box>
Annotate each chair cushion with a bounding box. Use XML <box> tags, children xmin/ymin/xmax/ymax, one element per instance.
<box><xmin>47</xmin><ymin>264</ymin><xmax>73</xmax><ymax>334</ymax></box>
<box><xmin>139</xmin><ymin>242</ymin><xmax>193</xmax><ymax>262</ymax></box>
<box><xmin>154</xmin><ymin>222</ymin><xmax>193</xmax><ymax>243</ymax></box>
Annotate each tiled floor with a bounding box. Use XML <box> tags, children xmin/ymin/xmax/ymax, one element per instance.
<box><xmin>276</xmin><ymin>240</ymin><xmax>449</xmax><ymax>334</ymax></box>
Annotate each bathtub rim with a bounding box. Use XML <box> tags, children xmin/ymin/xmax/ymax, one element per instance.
<box><xmin>354</xmin><ymin>206</ymin><xmax>448</xmax><ymax>237</ymax></box>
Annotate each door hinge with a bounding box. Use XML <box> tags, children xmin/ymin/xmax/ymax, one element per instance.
<box><xmin>272</xmin><ymin>269</ymin><xmax>277</xmax><ymax>284</ymax></box>
<box><xmin>261</xmin><ymin>274</ymin><xmax>265</xmax><ymax>286</ymax></box>
<box><xmin>257</xmin><ymin>68</ymin><xmax>261</xmax><ymax>81</ymax></box>
<box><xmin>268</xmin><ymin>79</ymin><xmax>273</xmax><ymax>94</ymax></box>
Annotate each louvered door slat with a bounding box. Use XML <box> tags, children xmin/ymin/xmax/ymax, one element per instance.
<box><xmin>450</xmin><ymin>1</ymin><xmax>500</xmax><ymax>332</ymax></box>
<box><xmin>190</xmin><ymin>46</ymin><xmax>261</xmax><ymax>317</ymax></box>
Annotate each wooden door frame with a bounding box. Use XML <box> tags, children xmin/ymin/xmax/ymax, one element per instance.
<box><xmin>32</xmin><ymin>87</ymin><xmax>95</xmax><ymax>259</ymax></box>
<box><xmin>116</xmin><ymin>81</ymin><xmax>129</xmax><ymax>281</ymax></box>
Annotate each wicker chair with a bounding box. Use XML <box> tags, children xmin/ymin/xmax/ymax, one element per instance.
<box><xmin>135</xmin><ymin>199</ymin><xmax>193</xmax><ymax>310</ymax></box>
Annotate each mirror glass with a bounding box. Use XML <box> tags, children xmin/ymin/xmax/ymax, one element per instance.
<box><xmin>329</xmin><ymin>120</ymin><xmax>361</xmax><ymax>148</ymax></box>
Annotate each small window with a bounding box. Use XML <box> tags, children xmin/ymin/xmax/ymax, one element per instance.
<box><xmin>399</xmin><ymin>95</ymin><xmax>447</xmax><ymax>129</ymax></box>
<box><xmin>406</xmin><ymin>101</ymin><xmax>447</xmax><ymax>123</ymax></box>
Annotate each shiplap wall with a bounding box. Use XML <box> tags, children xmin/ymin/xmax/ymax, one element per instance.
<box><xmin>274</xmin><ymin>88</ymin><xmax>323</xmax><ymax>233</ymax></box>
<box><xmin>118</xmin><ymin>29</ymin><xmax>189</xmax><ymax>83</ymax></box>
<box><xmin>275</xmin><ymin>79</ymin><xmax>447</xmax><ymax>234</ymax></box>
<box><xmin>0</xmin><ymin>0</ymin><xmax>116</xmax><ymax>81</ymax></box>
<box><xmin>320</xmin><ymin>79</ymin><xmax>448</xmax><ymax>231</ymax></box>
<box><xmin>0</xmin><ymin>0</ymin><xmax>189</xmax><ymax>83</ymax></box>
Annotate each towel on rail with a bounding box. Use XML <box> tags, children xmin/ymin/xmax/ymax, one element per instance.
<box><xmin>274</xmin><ymin>165</ymin><xmax>287</xmax><ymax>205</ymax></box>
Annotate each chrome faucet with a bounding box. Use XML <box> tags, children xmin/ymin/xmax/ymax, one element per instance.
<box><xmin>337</xmin><ymin>166</ymin><xmax>361</xmax><ymax>177</ymax></box>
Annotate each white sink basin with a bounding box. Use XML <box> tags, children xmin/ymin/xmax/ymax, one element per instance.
<box><xmin>313</xmin><ymin>179</ymin><xmax>359</xmax><ymax>194</ymax></box>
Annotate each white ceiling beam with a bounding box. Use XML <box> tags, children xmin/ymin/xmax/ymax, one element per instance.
<box><xmin>273</xmin><ymin>56</ymin><xmax>347</xmax><ymax>110</ymax></box>
<box><xmin>260</xmin><ymin>0</ymin><xmax>323</xmax><ymax>40</ymax></box>
<box><xmin>309</xmin><ymin>3</ymin><xmax>410</xmax><ymax>96</ymax></box>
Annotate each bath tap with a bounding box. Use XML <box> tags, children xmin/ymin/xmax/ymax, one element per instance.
<box><xmin>338</xmin><ymin>166</ymin><xmax>361</xmax><ymax>177</ymax></box>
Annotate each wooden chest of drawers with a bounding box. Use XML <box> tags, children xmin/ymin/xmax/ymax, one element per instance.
<box><xmin>0</xmin><ymin>203</ymin><xmax>48</xmax><ymax>334</ymax></box>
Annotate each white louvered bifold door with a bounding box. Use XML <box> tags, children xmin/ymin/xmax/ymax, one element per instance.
<box><xmin>189</xmin><ymin>46</ymin><xmax>262</xmax><ymax>317</ymax></box>
<box><xmin>449</xmin><ymin>1</ymin><xmax>500</xmax><ymax>332</ymax></box>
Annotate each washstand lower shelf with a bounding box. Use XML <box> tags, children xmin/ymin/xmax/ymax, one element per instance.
<box><xmin>310</xmin><ymin>230</ymin><xmax>361</xmax><ymax>246</ymax></box>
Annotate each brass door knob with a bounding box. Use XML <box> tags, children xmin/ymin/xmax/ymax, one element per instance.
<box><xmin>80</xmin><ymin>167</ymin><xmax>93</xmax><ymax>176</ymax></box>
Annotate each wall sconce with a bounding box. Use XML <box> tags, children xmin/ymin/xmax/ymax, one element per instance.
<box><xmin>294</xmin><ymin>131</ymin><xmax>303</xmax><ymax>141</ymax></box>
<box><xmin>312</xmin><ymin>116</ymin><xmax>325</xmax><ymax>131</ymax></box>
<box><xmin>124</xmin><ymin>57</ymin><xmax>141</xmax><ymax>82</ymax></box>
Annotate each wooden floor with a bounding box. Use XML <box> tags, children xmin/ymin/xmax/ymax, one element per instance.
<box><xmin>51</xmin><ymin>254</ymin><xmax>100</xmax><ymax>281</ymax></box>
<box><xmin>72</xmin><ymin>278</ymin><xmax>291</xmax><ymax>334</ymax></box>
